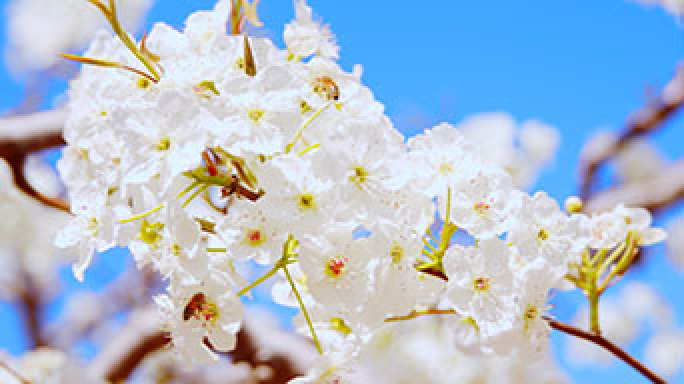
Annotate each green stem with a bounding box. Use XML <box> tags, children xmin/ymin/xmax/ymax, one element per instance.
<box><xmin>118</xmin><ymin>204</ymin><xmax>164</xmax><ymax>224</ymax></box>
<box><xmin>283</xmin><ymin>264</ymin><xmax>323</xmax><ymax>354</ymax></box>
<box><xmin>588</xmin><ymin>274</ymin><xmax>601</xmax><ymax>335</ymax></box>
<box><xmin>236</xmin><ymin>264</ymin><xmax>280</xmax><ymax>297</ymax></box>
<box><xmin>106</xmin><ymin>0</ymin><xmax>160</xmax><ymax>80</ymax></box>
<box><xmin>445</xmin><ymin>187</ymin><xmax>452</xmax><ymax>224</ymax></box>
<box><xmin>285</xmin><ymin>103</ymin><xmax>331</xmax><ymax>153</ymax></box>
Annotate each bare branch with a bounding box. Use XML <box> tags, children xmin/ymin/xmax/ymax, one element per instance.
<box><xmin>580</xmin><ymin>63</ymin><xmax>684</xmax><ymax>200</ymax></box>
<box><xmin>94</xmin><ymin>311</ymin><xmax>316</xmax><ymax>383</ymax></box>
<box><xmin>17</xmin><ymin>270</ymin><xmax>46</xmax><ymax>349</ymax></box>
<box><xmin>0</xmin><ymin>359</ymin><xmax>30</xmax><ymax>384</ymax></box>
<box><xmin>545</xmin><ymin>317</ymin><xmax>665</xmax><ymax>384</ymax></box>
<box><xmin>584</xmin><ymin>161</ymin><xmax>684</xmax><ymax>213</ymax></box>
<box><xmin>0</xmin><ymin>110</ymin><xmax>69</xmax><ymax>212</ymax></box>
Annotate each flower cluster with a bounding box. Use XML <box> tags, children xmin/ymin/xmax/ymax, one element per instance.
<box><xmin>56</xmin><ymin>0</ymin><xmax>666</xmax><ymax>381</ymax></box>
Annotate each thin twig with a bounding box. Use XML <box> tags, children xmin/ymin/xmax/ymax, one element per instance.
<box><xmin>8</xmin><ymin>155</ymin><xmax>70</xmax><ymax>213</ymax></box>
<box><xmin>544</xmin><ymin>317</ymin><xmax>666</xmax><ymax>384</ymax></box>
<box><xmin>0</xmin><ymin>360</ymin><xmax>30</xmax><ymax>384</ymax></box>
<box><xmin>584</xmin><ymin>161</ymin><xmax>684</xmax><ymax>213</ymax></box>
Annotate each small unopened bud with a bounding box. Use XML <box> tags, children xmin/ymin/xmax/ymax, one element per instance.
<box><xmin>565</xmin><ymin>196</ymin><xmax>583</xmax><ymax>213</ymax></box>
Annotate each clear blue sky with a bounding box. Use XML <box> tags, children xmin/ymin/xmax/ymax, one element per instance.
<box><xmin>1</xmin><ymin>1</ymin><xmax>683</xmax><ymax>382</ymax></box>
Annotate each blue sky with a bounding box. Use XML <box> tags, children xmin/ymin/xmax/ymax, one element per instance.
<box><xmin>1</xmin><ymin>1</ymin><xmax>683</xmax><ymax>382</ymax></box>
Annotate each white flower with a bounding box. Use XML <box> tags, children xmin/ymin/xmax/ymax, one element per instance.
<box><xmin>588</xmin><ymin>211</ymin><xmax>628</xmax><ymax>249</ymax></box>
<box><xmin>407</xmin><ymin>122</ymin><xmax>481</xmax><ymax>198</ymax></box>
<box><xmin>298</xmin><ymin>231</ymin><xmax>374</xmax><ymax>315</ymax></box>
<box><xmin>258</xmin><ymin>155</ymin><xmax>334</xmax><ymax>237</ymax></box>
<box><xmin>443</xmin><ymin>238</ymin><xmax>515</xmax><ymax>330</ymax></box>
<box><xmin>613</xmin><ymin>204</ymin><xmax>666</xmax><ymax>246</ymax></box>
<box><xmin>156</xmin><ymin>275</ymin><xmax>244</xmax><ymax>364</ymax></box>
<box><xmin>218</xmin><ymin>206</ymin><xmax>287</xmax><ymax>265</ymax></box>
<box><xmin>442</xmin><ymin>170</ymin><xmax>521</xmax><ymax>238</ymax></box>
<box><xmin>508</xmin><ymin>191</ymin><xmax>590</xmax><ymax>270</ymax></box>
<box><xmin>284</xmin><ymin>0</ymin><xmax>339</xmax><ymax>59</ymax></box>
<box><xmin>498</xmin><ymin>264</ymin><xmax>556</xmax><ymax>359</ymax></box>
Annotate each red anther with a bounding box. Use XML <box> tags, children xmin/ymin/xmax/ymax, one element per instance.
<box><xmin>202</xmin><ymin>150</ymin><xmax>219</xmax><ymax>176</ymax></box>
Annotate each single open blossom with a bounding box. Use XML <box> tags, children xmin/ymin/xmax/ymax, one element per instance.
<box><xmin>613</xmin><ymin>204</ymin><xmax>667</xmax><ymax>245</ymax></box>
<box><xmin>443</xmin><ymin>238</ymin><xmax>515</xmax><ymax>329</ymax></box>
<box><xmin>284</xmin><ymin>0</ymin><xmax>339</xmax><ymax>59</ymax></box>
<box><xmin>508</xmin><ymin>191</ymin><xmax>590</xmax><ymax>270</ymax></box>
<box><xmin>156</xmin><ymin>275</ymin><xmax>243</xmax><ymax>364</ymax></box>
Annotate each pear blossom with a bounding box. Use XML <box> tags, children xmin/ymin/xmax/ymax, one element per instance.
<box><xmin>508</xmin><ymin>191</ymin><xmax>590</xmax><ymax>269</ymax></box>
<box><xmin>156</xmin><ymin>275</ymin><xmax>244</xmax><ymax>364</ymax></box>
<box><xmin>443</xmin><ymin>238</ymin><xmax>515</xmax><ymax>329</ymax></box>
<box><xmin>284</xmin><ymin>0</ymin><xmax>339</xmax><ymax>59</ymax></box>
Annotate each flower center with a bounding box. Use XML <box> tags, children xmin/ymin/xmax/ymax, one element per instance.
<box><xmin>473</xmin><ymin>276</ymin><xmax>490</xmax><ymax>292</ymax></box>
<box><xmin>438</xmin><ymin>162</ymin><xmax>454</xmax><ymax>175</ymax></box>
<box><xmin>138</xmin><ymin>220</ymin><xmax>164</xmax><ymax>246</ymax></box>
<box><xmin>523</xmin><ymin>304</ymin><xmax>539</xmax><ymax>332</ymax></box>
<box><xmin>325</xmin><ymin>256</ymin><xmax>348</xmax><ymax>278</ymax></box>
<box><xmin>248</xmin><ymin>108</ymin><xmax>264</xmax><ymax>122</ymax></box>
<box><xmin>390</xmin><ymin>243</ymin><xmax>403</xmax><ymax>264</ymax></box>
<box><xmin>537</xmin><ymin>228</ymin><xmax>549</xmax><ymax>241</ymax></box>
<box><xmin>473</xmin><ymin>201</ymin><xmax>491</xmax><ymax>215</ymax></box>
<box><xmin>246</xmin><ymin>229</ymin><xmax>264</xmax><ymax>246</ymax></box>
<box><xmin>349</xmin><ymin>166</ymin><xmax>368</xmax><ymax>188</ymax></box>
<box><xmin>155</xmin><ymin>137</ymin><xmax>170</xmax><ymax>151</ymax></box>
<box><xmin>297</xmin><ymin>193</ymin><xmax>315</xmax><ymax>210</ymax></box>
<box><xmin>183</xmin><ymin>292</ymin><xmax>219</xmax><ymax>326</ymax></box>
<box><xmin>299</xmin><ymin>99</ymin><xmax>313</xmax><ymax>114</ymax></box>
<box><xmin>235</xmin><ymin>57</ymin><xmax>246</xmax><ymax>70</ymax></box>
<box><xmin>136</xmin><ymin>77</ymin><xmax>150</xmax><ymax>89</ymax></box>
<box><xmin>330</xmin><ymin>317</ymin><xmax>352</xmax><ymax>335</ymax></box>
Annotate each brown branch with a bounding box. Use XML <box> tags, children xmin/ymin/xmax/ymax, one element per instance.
<box><xmin>584</xmin><ymin>161</ymin><xmax>684</xmax><ymax>213</ymax></box>
<box><xmin>17</xmin><ymin>270</ymin><xmax>46</xmax><ymax>349</ymax></box>
<box><xmin>580</xmin><ymin>63</ymin><xmax>684</xmax><ymax>200</ymax></box>
<box><xmin>99</xmin><ymin>313</ymin><xmax>315</xmax><ymax>383</ymax></box>
<box><xmin>0</xmin><ymin>360</ymin><xmax>30</xmax><ymax>384</ymax></box>
<box><xmin>0</xmin><ymin>110</ymin><xmax>70</xmax><ymax>213</ymax></box>
<box><xmin>105</xmin><ymin>331</ymin><xmax>172</xmax><ymax>382</ymax></box>
<box><xmin>544</xmin><ymin>317</ymin><xmax>666</xmax><ymax>384</ymax></box>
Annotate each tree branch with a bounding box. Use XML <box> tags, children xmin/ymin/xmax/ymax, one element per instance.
<box><xmin>580</xmin><ymin>63</ymin><xmax>684</xmax><ymax>200</ymax></box>
<box><xmin>105</xmin><ymin>330</ymin><xmax>172</xmax><ymax>382</ymax></box>
<box><xmin>0</xmin><ymin>110</ymin><xmax>69</xmax><ymax>213</ymax></box>
<box><xmin>96</xmin><ymin>312</ymin><xmax>315</xmax><ymax>383</ymax></box>
<box><xmin>17</xmin><ymin>270</ymin><xmax>46</xmax><ymax>349</ymax></box>
<box><xmin>544</xmin><ymin>317</ymin><xmax>665</xmax><ymax>384</ymax></box>
<box><xmin>584</xmin><ymin>161</ymin><xmax>684</xmax><ymax>213</ymax></box>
